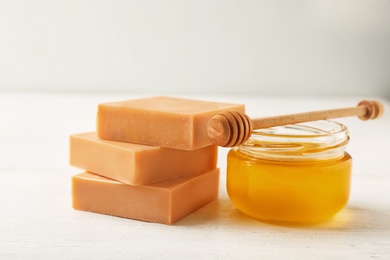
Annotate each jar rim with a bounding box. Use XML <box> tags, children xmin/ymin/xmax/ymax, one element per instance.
<box><xmin>238</xmin><ymin>120</ymin><xmax>350</xmax><ymax>161</ymax></box>
<box><xmin>251</xmin><ymin>120</ymin><xmax>347</xmax><ymax>138</ymax></box>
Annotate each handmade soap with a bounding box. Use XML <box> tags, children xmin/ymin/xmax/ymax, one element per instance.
<box><xmin>97</xmin><ymin>96</ymin><xmax>245</xmax><ymax>150</ymax></box>
<box><xmin>72</xmin><ymin>169</ymin><xmax>219</xmax><ymax>224</ymax></box>
<box><xmin>70</xmin><ymin>132</ymin><xmax>218</xmax><ymax>185</ymax></box>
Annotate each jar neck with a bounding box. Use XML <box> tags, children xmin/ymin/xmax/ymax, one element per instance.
<box><xmin>237</xmin><ymin>121</ymin><xmax>350</xmax><ymax>162</ymax></box>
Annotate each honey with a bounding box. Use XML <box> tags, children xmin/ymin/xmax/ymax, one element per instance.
<box><xmin>227</xmin><ymin>120</ymin><xmax>352</xmax><ymax>224</ymax></box>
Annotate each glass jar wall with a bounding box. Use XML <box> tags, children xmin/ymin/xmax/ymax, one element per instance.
<box><xmin>227</xmin><ymin>120</ymin><xmax>352</xmax><ymax>224</ymax></box>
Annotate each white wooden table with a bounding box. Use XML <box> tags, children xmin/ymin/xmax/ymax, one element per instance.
<box><xmin>1</xmin><ymin>92</ymin><xmax>389</xmax><ymax>259</ymax></box>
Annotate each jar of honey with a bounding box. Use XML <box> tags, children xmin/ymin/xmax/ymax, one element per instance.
<box><xmin>227</xmin><ymin>120</ymin><xmax>352</xmax><ymax>224</ymax></box>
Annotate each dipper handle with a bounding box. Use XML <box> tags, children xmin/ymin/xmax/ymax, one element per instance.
<box><xmin>207</xmin><ymin>100</ymin><xmax>384</xmax><ymax>147</ymax></box>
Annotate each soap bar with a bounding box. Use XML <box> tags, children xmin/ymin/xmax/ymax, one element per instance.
<box><xmin>97</xmin><ymin>96</ymin><xmax>245</xmax><ymax>150</ymax></box>
<box><xmin>72</xmin><ymin>169</ymin><xmax>219</xmax><ymax>224</ymax></box>
<box><xmin>70</xmin><ymin>132</ymin><xmax>218</xmax><ymax>185</ymax></box>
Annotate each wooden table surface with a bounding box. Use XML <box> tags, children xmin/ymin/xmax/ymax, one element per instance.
<box><xmin>1</xmin><ymin>92</ymin><xmax>389</xmax><ymax>259</ymax></box>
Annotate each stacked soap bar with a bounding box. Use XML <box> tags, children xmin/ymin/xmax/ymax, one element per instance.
<box><xmin>70</xmin><ymin>96</ymin><xmax>245</xmax><ymax>224</ymax></box>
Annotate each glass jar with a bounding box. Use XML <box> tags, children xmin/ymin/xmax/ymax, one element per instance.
<box><xmin>227</xmin><ymin>120</ymin><xmax>352</xmax><ymax>224</ymax></box>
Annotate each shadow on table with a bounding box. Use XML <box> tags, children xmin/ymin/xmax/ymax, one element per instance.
<box><xmin>312</xmin><ymin>206</ymin><xmax>390</xmax><ymax>231</ymax></box>
<box><xmin>176</xmin><ymin>198</ymin><xmax>263</xmax><ymax>227</ymax></box>
<box><xmin>177</xmin><ymin>198</ymin><xmax>390</xmax><ymax>231</ymax></box>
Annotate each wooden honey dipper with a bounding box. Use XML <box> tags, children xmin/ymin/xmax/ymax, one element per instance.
<box><xmin>207</xmin><ymin>100</ymin><xmax>384</xmax><ymax>147</ymax></box>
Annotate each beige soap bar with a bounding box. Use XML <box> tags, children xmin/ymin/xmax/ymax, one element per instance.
<box><xmin>70</xmin><ymin>132</ymin><xmax>217</xmax><ymax>185</ymax></box>
<box><xmin>97</xmin><ymin>96</ymin><xmax>245</xmax><ymax>150</ymax></box>
<box><xmin>72</xmin><ymin>169</ymin><xmax>219</xmax><ymax>224</ymax></box>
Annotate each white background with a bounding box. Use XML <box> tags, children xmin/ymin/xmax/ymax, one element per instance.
<box><xmin>0</xmin><ymin>0</ymin><xmax>389</xmax><ymax>97</ymax></box>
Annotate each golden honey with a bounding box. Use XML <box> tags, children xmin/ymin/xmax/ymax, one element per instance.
<box><xmin>227</xmin><ymin>121</ymin><xmax>352</xmax><ymax>224</ymax></box>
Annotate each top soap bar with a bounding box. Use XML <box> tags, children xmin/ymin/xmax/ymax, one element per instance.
<box><xmin>97</xmin><ymin>96</ymin><xmax>245</xmax><ymax>150</ymax></box>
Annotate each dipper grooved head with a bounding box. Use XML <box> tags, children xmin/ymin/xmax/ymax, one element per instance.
<box><xmin>207</xmin><ymin>111</ymin><xmax>253</xmax><ymax>147</ymax></box>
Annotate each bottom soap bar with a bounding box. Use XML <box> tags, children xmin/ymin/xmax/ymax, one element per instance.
<box><xmin>72</xmin><ymin>169</ymin><xmax>219</xmax><ymax>224</ymax></box>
